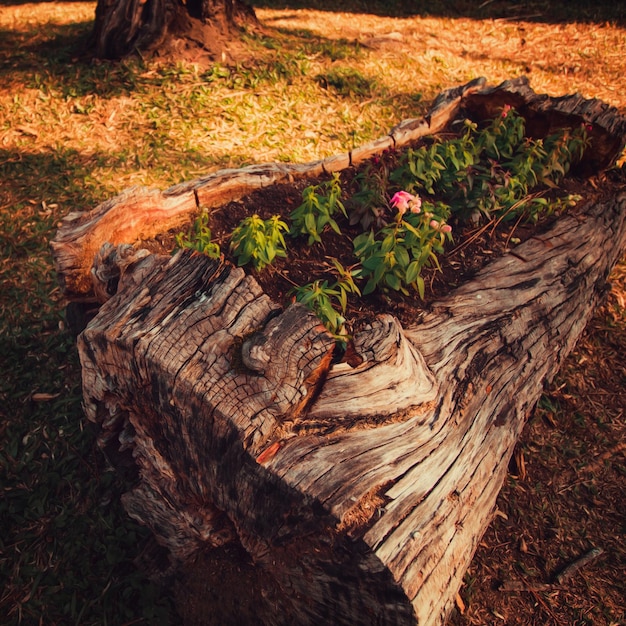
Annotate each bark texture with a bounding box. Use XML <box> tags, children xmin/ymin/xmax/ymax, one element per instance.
<box><xmin>91</xmin><ymin>0</ymin><xmax>256</xmax><ymax>59</ymax></box>
<box><xmin>55</xmin><ymin>79</ymin><xmax>626</xmax><ymax>625</ymax></box>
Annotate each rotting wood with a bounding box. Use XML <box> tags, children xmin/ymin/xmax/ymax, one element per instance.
<box><xmin>500</xmin><ymin>546</ymin><xmax>604</xmax><ymax>592</ymax></box>
<box><xmin>79</xmin><ymin>189</ymin><xmax>626</xmax><ymax>626</ymax></box>
<box><xmin>554</xmin><ymin>547</ymin><xmax>604</xmax><ymax>585</ymax></box>
<box><xmin>57</xmin><ymin>79</ymin><xmax>626</xmax><ymax>626</ymax></box>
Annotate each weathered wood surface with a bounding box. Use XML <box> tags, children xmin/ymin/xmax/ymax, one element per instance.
<box><xmin>80</xmin><ymin>188</ymin><xmax>626</xmax><ymax>626</ymax></box>
<box><xmin>60</xmin><ymin>79</ymin><xmax>626</xmax><ymax>625</ymax></box>
<box><xmin>92</xmin><ymin>0</ymin><xmax>257</xmax><ymax>60</ymax></box>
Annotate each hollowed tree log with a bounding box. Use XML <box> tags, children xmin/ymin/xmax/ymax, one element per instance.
<box><xmin>53</xmin><ymin>79</ymin><xmax>626</xmax><ymax>626</ymax></box>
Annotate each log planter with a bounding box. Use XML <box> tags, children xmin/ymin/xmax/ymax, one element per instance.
<box><xmin>52</xmin><ymin>78</ymin><xmax>626</xmax><ymax>626</ymax></box>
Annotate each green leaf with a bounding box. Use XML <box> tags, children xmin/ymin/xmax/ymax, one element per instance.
<box><xmin>385</xmin><ymin>273</ymin><xmax>401</xmax><ymax>291</ymax></box>
<box><xmin>373</xmin><ymin>260</ymin><xmax>386</xmax><ymax>285</ymax></box>
<box><xmin>394</xmin><ymin>245</ymin><xmax>410</xmax><ymax>268</ymax></box>
<box><xmin>416</xmin><ymin>275</ymin><xmax>425</xmax><ymax>300</ymax></box>
<box><xmin>362</xmin><ymin>254</ymin><xmax>383</xmax><ymax>271</ymax></box>
<box><xmin>338</xmin><ymin>288</ymin><xmax>347</xmax><ymax>313</ymax></box>
<box><xmin>363</xmin><ymin>278</ymin><xmax>377</xmax><ymax>295</ymax></box>
<box><xmin>405</xmin><ymin>260</ymin><xmax>420</xmax><ymax>285</ymax></box>
<box><xmin>328</xmin><ymin>217</ymin><xmax>342</xmax><ymax>235</ymax></box>
<box><xmin>304</xmin><ymin>212</ymin><xmax>316</xmax><ymax>234</ymax></box>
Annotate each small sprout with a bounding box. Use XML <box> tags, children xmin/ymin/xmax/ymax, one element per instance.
<box><xmin>230</xmin><ymin>214</ymin><xmax>289</xmax><ymax>271</ymax></box>
<box><xmin>290</xmin><ymin>173</ymin><xmax>347</xmax><ymax>245</ymax></box>
<box><xmin>175</xmin><ymin>210</ymin><xmax>221</xmax><ymax>258</ymax></box>
<box><xmin>292</xmin><ymin>259</ymin><xmax>360</xmax><ymax>344</ymax></box>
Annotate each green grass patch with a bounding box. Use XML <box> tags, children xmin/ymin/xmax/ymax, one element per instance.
<box><xmin>315</xmin><ymin>66</ymin><xmax>377</xmax><ymax>98</ymax></box>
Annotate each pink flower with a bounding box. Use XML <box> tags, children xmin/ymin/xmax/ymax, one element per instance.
<box><xmin>430</xmin><ymin>220</ymin><xmax>452</xmax><ymax>234</ymax></box>
<box><xmin>391</xmin><ymin>190</ymin><xmax>413</xmax><ymax>214</ymax></box>
<box><xmin>501</xmin><ymin>104</ymin><xmax>512</xmax><ymax>118</ymax></box>
<box><xmin>391</xmin><ymin>191</ymin><xmax>421</xmax><ymax>215</ymax></box>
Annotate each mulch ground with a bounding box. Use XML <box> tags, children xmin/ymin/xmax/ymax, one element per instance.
<box><xmin>449</xmin><ymin>275</ymin><xmax>626</xmax><ymax>625</ymax></box>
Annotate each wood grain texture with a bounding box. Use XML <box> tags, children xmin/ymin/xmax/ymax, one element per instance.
<box><xmin>79</xmin><ymin>192</ymin><xmax>626</xmax><ymax>625</ymax></box>
<box><xmin>70</xmin><ymin>80</ymin><xmax>626</xmax><ymax>625</ymax></box>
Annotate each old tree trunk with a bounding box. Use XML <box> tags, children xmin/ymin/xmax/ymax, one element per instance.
<box><xmin>52</xmin><ymin>79</ymin><xmax>626</xmax><ymax>625</ymax></box>
<box><xmin>92</xmin><ymin>0</ymin><xmax>256</xmax><ymax>59</ymax></box>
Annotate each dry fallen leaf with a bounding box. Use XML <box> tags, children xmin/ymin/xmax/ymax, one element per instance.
<box><xmin>31</xmin><ymin>392</ymin><xmax>60</xmax><ymax>402</ymax></box>
<box><xmin>455</xmin><ymin>591</ymin><xmax>466</xmax><ymax>615</ymax></box>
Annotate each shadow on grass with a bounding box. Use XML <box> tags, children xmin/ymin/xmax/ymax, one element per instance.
<box><xmin>0</xmin><ymin>17</ymin><xmax>379</xmax><ymax>101</ymax></box>
<box><xmin>2</xmin><ymin>0</ymin><xmax>622</xmax><ymax>110</ymax></box>
<box><xmin>0</xmin><ymin>21</ymin><xmax>148</xmax><ymax>100</ymax></box>
<box><xmin>250</xmin><ymin>0</ymin><xmax>626</xmax><ymax>24</ymax></box>
<box><xmin>0</xmin><ymin>145</ymin><xmax>179</xmax><ymax>626</ymax></box>
<box><xmin>0</xmin><ymin>321</ymin><xmax>177</xmax><ymax>625</ymax></box>
<box><xmin>0</xmin><ymin>147</ymin><xmax>110</xmax><ymax>208</ymax></box>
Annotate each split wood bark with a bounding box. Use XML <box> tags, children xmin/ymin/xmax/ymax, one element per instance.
<box><xmin>56</xmin><ymin>78</ymin><xmax>626</xmax><ymax>625</ymax></box>
<box><xmin>91</xmin><ymin>0</ymin><xmax>256</xmax><ymax>60</ymax></box>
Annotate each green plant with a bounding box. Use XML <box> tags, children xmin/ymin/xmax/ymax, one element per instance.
<box><xmin>201</xmin><ymin>54</ymin><xmax>309</xmax><ymax>89</ymax></box>
<box><xmin>292</xmin><ymin>259</ymin><xmax>361</xmax><ymax>342</ymax></box>
<box><xmin>172</xmin><ymin>107</ymin><xmax>589</xmax><ymax>335</ymax></box>
<box><xmin>230</xmin><ymin>214</ymin><xmax>289</xmax><ymax>270</ymax></box>
<box><xmin>175</xmin><ymin>211</ymin><xmax>221</xmax><ymax>258</ymax></box>
<box><xmin>347</xmin><ymin>157</ymin><xmax>391</xmax><ymax>230</ymax></box>
<box><xmin>315</xmin><ymin>67</ymin><xmax>375</xmax><ymax>97</ymax></box>
<box><xmin>353</xmin><ymin>192</ymin><xmax>453</xmax><ymax>298</ymax></box>
<box><xmin>392</xmin><ymin>119</ymin><xmax>479</xmax><ymax>197</ymax></box>
<box><xmin>391</xmin><ymin>107</ymin><xmax>589</xmax><ymax>224</ymax></box>
<box><xmin>289</xmin><ymin>173</ymin><xmax>347</xmax><ymax>244</ymax></box>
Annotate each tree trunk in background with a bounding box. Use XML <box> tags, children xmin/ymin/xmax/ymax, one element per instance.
<box><xmin>51</xmin><ymin>79</ymin><xmax>626</xmax><ymax>625</ymax></box>
<box><xmin>91</xmin><ymin>0</ymin><xmax>256</xmax><ymax>60</ymax></box>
